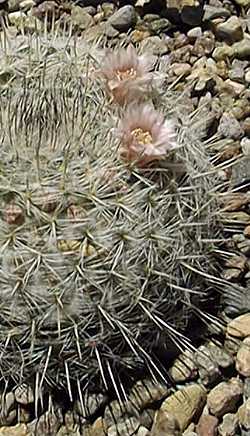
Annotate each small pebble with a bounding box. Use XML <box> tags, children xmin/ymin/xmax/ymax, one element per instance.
<box><xmin>218</xmin><ymin>413</ymin><xmax>239</xmax><ymax>436</ymax></box>
<box><xmin>236</xmin><ymin>337</ymin><xmax>250</xmax><ymax>377</ymax></box>
<box><xmin>157</xmin><ymin>384</ymin><xmax>206</xmax><ymax>432</ymax></box>
<box><xmin>227</xmin><ymin>314</ymin><xmax>250</xmax><ymax>338</ymax></box>
<box><xmin>238</xmin><ymin>398</ymin><xmax>250</xmax><ymax>430</ymax></box>
<box><xmin>207</xmin><ymin>378</ymin><xmax>243</xmax><ymax>417</ymax></box>
<box><xmin>196</xmin><ymin>414</ymin><xmax>219</xmax><ymax>436</ymax></box>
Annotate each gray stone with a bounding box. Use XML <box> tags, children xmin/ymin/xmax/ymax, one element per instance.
<box><xmin>195</xmin><ymin>345</ymin><xmax>221</xmax><ymax>385</ymax></box>
<box><xmin>206</xmin><ymin>341</ymin><xmax>234</xmax><ymax>369</ymax></box>
<box><xmin>244</xmin><ymin>379</ymin><xmax>250</xmax><ymax>399</ymax></box>
<box><xmin>150</xmin><ymin>18</ymin><xmax>172</xmax><ymax>34</ymax></box>
<box><xmin>233</xmin><ymin>36</ymin><xmax>250</xmax><ymax>60</ymax></box>
<box><xmin>224</xmin><ymin>79</ymin><xmax>245</xmax><ymax>95</ymax></box>
<box><xmin>229</xmin><ymin>60</ymin><xmax>248</xmax><ymax>83</ymax></box>
<box><xmin>224</xmin><ymin>335</ymin><xmax>242</xmax><ymax>355</ymax></box>
<box><xmin>203</xmin><ymin>5</ymin><xmax>230</xmax><ymax>22</ymax></box>
<box><xmin>83</xmin><ymin>22</ymin><xmax>119</xmax><ymax>41</ymax></box>
<box><xmin>144</xmin><ymin>14</ymin><xmax>161</xmax><ymax>22</ymax></box>
<box><xmin>187</xmin><ymin>26</ymin><xmax>202</xmax><ymax>39</ymax></box>
<box><xmin>245</xmin><ymin>70</ymin><xmax>250</xmax><ymax>83</ymax></box>
<box><xmin>241</xmin><ymin>138</ymin><xmax>250</xmax><ymax>156</ymax></box>
<box><xmin>218</xmin><ymin>413</ymin><xmax>239</xmax><ymax>436</ymax></box>
<box><xmin>107</xmin><ymin>5</ymin><xmax>137</xmax><ymax>32</ymax></box>
<box><xmin>140</xmin><ymin>36</ymin><xmax>168</xmax><ymax>55</ymax></box>
<box><xmin>213</xmin><ymin>45</ymin><xmax>234</xmax><ymax>61</ymax></box>
<box><xmin>238</xmin><ymin>398</ymin><xmax>250</xmax><ymax>430</ymax></box>
<box><xmin>218</xmin><ymin>112</ymin><xmax>244</xmax><ymax>139</ymax></box>
<box><xmin>215</xmin><ymin>16</ymin><xmax>243</xmax><ymax>44</ymax></box>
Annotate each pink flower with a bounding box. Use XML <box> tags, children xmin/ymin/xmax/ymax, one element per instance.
<box><xmin>116</xmin><ymin>105</ymin><xmax>177</xmax><ymax>167</ymax></box>
<box><xmin>100</xmin><ymin>45</ymin><xmax>157</xmax><ymax>105</ymax></box>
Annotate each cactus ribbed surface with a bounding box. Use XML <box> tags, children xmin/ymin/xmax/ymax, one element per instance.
<box><xmin>0</xmin><ymin>29</ymin><xmax>234</xmax><ymax>409</ymax></box>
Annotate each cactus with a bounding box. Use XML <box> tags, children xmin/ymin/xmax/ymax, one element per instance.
<box><xmin>0</xmin><ymin>25</ymin><xmax>239</xmax><ymax>417</ymax></box>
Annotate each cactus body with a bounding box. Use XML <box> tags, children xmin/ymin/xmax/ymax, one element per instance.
<box><xmin>0</xmin><ymin>29</ymin><xmax>236</xmax><ymax>412</ymax></box>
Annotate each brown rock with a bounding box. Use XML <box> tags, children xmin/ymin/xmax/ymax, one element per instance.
<box><xmin>223</xmin><ymin>193</ymin><xmax>250</xmax><ymax>212</ymax></box>
<box><xmin>87</xmin><ymin>417</ymin><xmax>107</xmax><ymax>436</ymax></box>
<box><xmin>130</xmin><ymin>29</ymin><xmax>151</xmax><ymax>43</ymax></box>
<box><xmin>236</xmin><ymin>336</ymin><xmax>250</xmax><ymax>377</ymax></box>
<box><xmin>151</xmin><ymin>410</ymin><xmax>181</xmax><ymax>436</ymax></box>
<box><xmin>217</xmin><ymin>143</ymin><xmax>241</xmax><ymax>162</ymax></box>
<box><xmin>158</xmin><ymin>384</ymin><xmax>207</xmax><ymax>431</ymax></box>
<box><xmin>196</xmin><ymin>414</ymin><xmax>219</xmax><ymax>436</ymax></box>
<box><xmin>227</xmin><ymin>313</ymin><xmax>250</xmax><ymax>338</ymax></box>
<box><xmin>207</xmin><ymin>378</ymin><xmax>243</xmax><ymax>417</ymax></box>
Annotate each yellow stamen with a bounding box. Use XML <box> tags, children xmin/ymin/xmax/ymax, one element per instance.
<box><xmin>116</xmin><ymin>68</ymin><xmax>137</xmax><ymax>81</ymax></box>
<box><xmin>131</xmin><ymin>128</ymin><xmax>152</xmax><ymax>144</ymax></box>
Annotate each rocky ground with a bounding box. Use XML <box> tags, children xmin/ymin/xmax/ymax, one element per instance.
<box><xmin>0</xmin><ymin>0</ymin><xmax>250</xmax><ymax>435</ymax></box>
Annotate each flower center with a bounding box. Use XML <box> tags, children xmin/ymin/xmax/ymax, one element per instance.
<box><xmin>116</xmin><ymin>68</ymin><xmax>137</xmax><ymax>81</ymax></box>
<box><xmin>131</xmin><ymin>128</ymin><xmax>152</xmax><ymax>145</ymax></box>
